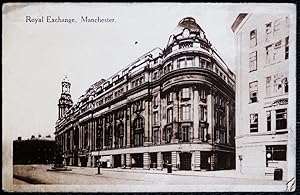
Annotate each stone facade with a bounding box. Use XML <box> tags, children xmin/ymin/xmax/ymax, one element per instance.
<box><xmin>55</xmin><ymin>17</ymin><xmax>236</xmax><ymax>171</ymax></box>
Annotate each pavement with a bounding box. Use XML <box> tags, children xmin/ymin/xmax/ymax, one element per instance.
<box><xmin>12</xmin><ymin>164</ymin><xmax>287</xmax><ymax>191</ymax></box>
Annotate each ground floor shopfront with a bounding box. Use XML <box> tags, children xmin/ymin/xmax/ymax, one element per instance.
<box><xmin>236</xmin><ymin>134</ymin><xmax>288</xmax><ymax>180</ymax></box>
<box><xmin>64</xmin><ymin>143</ymin><xmax>235</xmax><ymax>171</ymax></box>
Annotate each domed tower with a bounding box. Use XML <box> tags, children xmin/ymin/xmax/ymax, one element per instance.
<box><xmin>164</xmin><ymin>17</ymin><xmax>211</xmax><ymax>57</ymax></box>
<box><xmin>58</xmin><ymin>75</ymin><xmax>73</xmax><ymax>119</ymax></box>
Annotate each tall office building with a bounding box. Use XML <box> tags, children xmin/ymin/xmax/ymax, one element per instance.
<box><xmin>55</xmin><ymin>17</ymin><xmax>236</xmax><ymax>171</ymax></box>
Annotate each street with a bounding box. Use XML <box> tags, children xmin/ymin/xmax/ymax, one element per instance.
<box><xmin>13</xmin><ymin>164</ymin><xmax>287</xmax><ymax>187</ymax></box>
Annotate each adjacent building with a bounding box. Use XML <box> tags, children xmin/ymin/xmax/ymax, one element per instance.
<box><xmin>55</xmin><ymin>17</ymin><xmax>236</xmax><ymax>171</ymax></box>
<box><xmin>232</xmin><ymin>13</ymin><xmax>294</xmax><ymax>180</ymax></box>
<box><xmin>13</xmin><ymin>135</ymin><xmax>55</xmax><ymax>165</ymax></box>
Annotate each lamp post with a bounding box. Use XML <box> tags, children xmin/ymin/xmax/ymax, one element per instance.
<box><xmin>96</xmin><ymin>151</ymin><xmax>101</xmax><ymax>175</ymax></box>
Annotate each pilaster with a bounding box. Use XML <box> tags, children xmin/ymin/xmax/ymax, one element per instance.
<box><xmin>143</xmin><ymin>152</ymin><xmax>150</xmax><ymax>170</ymax></box>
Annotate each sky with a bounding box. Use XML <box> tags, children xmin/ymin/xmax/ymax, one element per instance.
<box><xmin>3</xmin><ymin>3</ymin><xmax>291</xmax><ymax>140</ymax></box>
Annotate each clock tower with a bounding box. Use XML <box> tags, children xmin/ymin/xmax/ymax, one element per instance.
<box><xmin>58</xmin><ymin>75</ymin><xmax>73</xmax><ymax>119</ymax></box>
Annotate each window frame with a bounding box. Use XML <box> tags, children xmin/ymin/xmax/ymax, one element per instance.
<box><xmin>249</xmin><ymin>81</ymin><xmax>258</xmax><ymax>103</ymax></box>
<box><xmin>250</xmin><ymin>113</ymin><xmax>258</xmax><ymax>133</ymax></box>
<box><xmin>275</xmin><ymin>108</ymin><xmax>287</xmax><ymax>130</ymax></box>
<box><xmin>249</xmin><ymin>51</ymin><xmax>257</xmax><ymax>72</ymax></box>
<box><xmin>250</xmin><ymin>29</ymin><xmax>257</xmax><ymax>47</ymax></box>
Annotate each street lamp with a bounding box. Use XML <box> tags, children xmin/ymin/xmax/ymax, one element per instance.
<box><xmin>96</xmin><ymin>151</ymin><xmax>102</xmax><ymax>175</ymax></box>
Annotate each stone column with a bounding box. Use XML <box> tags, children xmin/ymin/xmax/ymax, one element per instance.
<box><xmin>143</xmin><ymin>152</ymin><xmax>150</xmax><ymax>170</ymax></box>
<box><xmin>193</xmin><ymin>89</ymin><xmax>200</xmax><ymax>142</ymax></box>
<box><xmin>148</xmin><ymin>100</ymin><xmax>153</xmax><ymax>144</ymax></box>
<box><xmin>78</xmin><ymin>126</ymin><xmax>81</xmax><ymax>149</ymax></box>
<box><xmin>87</xmin><ymin>154</ymin><xmax>92</xmax><ymax>167</ymax></box>
<box><xmin>121</xmin><ymin>154</ymin><xmax>125</xmax><ymax>167</ymax></box>
<box><xmin>226</xmin><ymin>103</ymin><xmax>230</xmax><ymax>144</ymax></box>
<box><xmin>210</xmin><ymin>153</ymin><xmax>217</xmax><ymax>171</ymax></box>
<box><xmin>194</xmin><ymin>150</ymin><xmax>201</xmax><ymax>171</ymax></box>
<box><xmin>207</xmin><ymin>92</ymin><xmax>214</xmax><ymax>142</ymax></box>
<box><xmin>190</xmin><ymin>88</ymin><xmax>194</xmax><ymax>141</ymax></box>
<box><xmin>64</xmin><ymin>132</ymin><xmax>67</xmax><ymax>153</ymax></box>
<box><xmin>144</xmin><ymin>100</ymin><xmax>150</xmax><ymax>146</ymax></box>
<box><xmin>123</xmin><ymin>109</ymin><xmax>126</xmax><ymax>147</ymax></box>
<box><xmin>110</xmin><ymin>155</ymin><xmax>114</xmax><ymax>168</ymax></box>
<box><xmin>70</xmin><ymin>130</ymin><xmax>74</xmax><ymax>165</ymax></box>
<box><xmin>176</xmin><ymin>152</ymin><xmax>180</xmax><ymax>169</ymax></box>
<box><xmin>94</xmin><ymin>120</ymin><xmax>97</xmax><ymax>150</ymax></box>
<box><xmin>271</xmin><ymin>110</ymin><xmax>276</xmax><ymax>131</ymax></box>
<box><xmin>102</xmin><ymin>118</ymin><xmax>106</xmax><ymax>150</ymax></box>
<box><xmin>112</xmin><ymin>114</ymin><xmax>115</xmax><ymax>149</ymax></box>
<box><xmin>126</xmin><ymin>106</ymin><xmax>131</xmax><ymax>147</ymax></box>
<box><xmin>173</xmin><ymin>92</ymin><xmax>179</xmax><ymax>143</ymax></box>
<box><xmin>171</xmin><ymin>151</ymin><xmax>178</xmax><ymax>170</ymax></box>
<box><xmin>191</xmin><ymin>151</ymin><xmax>195</xmax><ymax>170</ymax></box>
<box><xmin>157</xmin><ymin>152</ymin><xmax>163</xmax><ymax>170</ymax></box>
<box><xmin>161</xmin><ymin>97</ymin><xmax>166</xmax><ymax>144</ymax></box>
<box><xmin>125</xmin><ymin>153</ymin><xmax>132</xmax><ymax>168</ymax></box>
<box><xmin>87</xmin><ymin>122</ymin><xmax>91</xmax><ymax>150</ymax></box>
<box><xmin>194</xmin><ymin>56</ymin><xmax>200</xmax><ymax>67</ymax></box>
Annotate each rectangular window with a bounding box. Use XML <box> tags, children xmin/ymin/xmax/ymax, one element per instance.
<box><xmin>182</xmin><ymin>88</ymin><xmax>190</xmax><ymax>100</ymax></box>
<box><xmin>177</xmin><ymin>58</ymin><xmax>185</xmax><ymax>68</ymax></box>
<box><xmin>186</xmin><ymin>57</ymin><xmax>194</xmax><ymax>67</ymax></box>
<box><xmin>249</xmin><ymin>51</ymin><xmax>257</xmax><ymax>72</ymax></box>
<box><xmin>266</xmin><ymin>145</ymin><xmax>286</xmax><ymax>163</ymax></box>
<box><xmin>265</xmin><ymin>22</ymin><xmax>272</xmax><ymax>41</ymax></box>
<box><xmin>250</xmin><ymin>29</ymin><xmax>257</xmax><ymax>47</ymax></box>
<box><xmin>167</xmin><ymin>108</ymin><xmax>173</xmax><ymax>123</ymax></box>
<box><xmin>266</xmin><ymin>45</ymin><xmax>273</xmax><ymax>64</ymax></box>
<box><xmin>165</xmin><ymin>128</ymin><xmax>172</xmax><ymax>143</ymax></box>
<box><xmin>153</xmin><ymin>111</ymin><xmax>158</xmax><ymax>125</ymax></box>
<box><xmin>200</xmin><ymin>105</ymin><xmax>207</xmax><ymax>121</ymax></box>
<box><xmin>199</xmin><ymin>89</ymin><xmax>207</xmax><ymax>102</ymax></box>
<box><xmin>181</xmin><ymin>105</ymin><xmax>190</xmax><ymax>121</ymax></box>
<box><xmin>274</xmin><ymin>74</ymin><xmax>288</xmax><ymax>95</ymax></box>
<box><xmin>250</xmin><ymin>113</ymin><xmax>258</xmax><ymax>133</ymax></box>
<box><xmin>200</xmin><ymin>59</ymin><xmax>206</xmax><ymax>68</ymax></box>
<box><xmin>153</xmin><ymin>129</ymin><xmax>159</xmax><ymax>144</ymax></box>
<box><xmin>276</xmin><ymin>109</ymin><xmax>287</xmax><ymax>130</ymax></box>
<box><xmin>266</xmin><ymin>76</ymin><xmax>272</xmax><ymax>97</ymax></box>
<box><xmin>181</xmin><ymin>126</ymin><xmax>190</xmax><ymax>142</ymax></box>
<box><xmin>153</xmin><ymin>95</ymin><xmax>158</xmax><ymax>107</ymax></box>
<box><xmin>249</xmin><ymin>81</ymin><xmax>258</xmax><ymax>103</ymax></box>
<box><xmin>267</xmin><ymin>111</ymin><xmax>271</xmax><ymax>131</ymax></box>
<box><xmin>167</xmin><ymin>92</ymin><xmax>173</xmax><ymax>104</ymax></box>
<box><xmin>285</xmin><ymin>36</ymin><xmax>289</xmax><ymax>60</ymax></box>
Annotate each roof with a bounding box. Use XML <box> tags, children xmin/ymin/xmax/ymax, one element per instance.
<box><xmin>231</xmin><ymin>13</ymin><xmax>248</xmax><ymax>33</ymax></box>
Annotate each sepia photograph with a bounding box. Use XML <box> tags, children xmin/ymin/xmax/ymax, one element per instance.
<box><xmin>2</xmin><ymin>2</ymin><xmax>296</xmax><ymax>192</ymax></box>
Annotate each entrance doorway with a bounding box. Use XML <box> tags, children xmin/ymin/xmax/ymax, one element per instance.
<box><xmin>162</xmin><ymin>152</ymin><xmax>171</xmax><ymax>168</ymax></box>
<box><xmin>180</xmin><ymin>152</ymin><xmax>191</xmax><ymax>170</ymax></box>
<box><xmin>131</xmin><ymin>153</ymin><xmax>143</xmax><ymax>168</ymax></box>
<box><xmin>113</xmin><ymin>154</ymin><xmax>121</xmax><ymax>168</ymax></box>
<box><xmin>200</xmin><ymin>152</ymin><xmax>211</xmax><ymax>170</ymax></box>
<box><xmin>150</xmin><ymin>153</ymin><xmax>157</xmax><ymax>168</ymax></box>
<box><xmin>80</xmin><ymin>157</ymin><xmax>87</xmax><ymax>167</ymax></box>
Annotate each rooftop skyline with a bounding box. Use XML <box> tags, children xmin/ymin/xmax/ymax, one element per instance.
<box><xmin>3</xmin><ymin>3</ymin><xmax>293</xmax><ymax>139</ymax></box>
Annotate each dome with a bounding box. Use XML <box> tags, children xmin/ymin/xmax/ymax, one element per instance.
<box><xmin>177</xmin><ymin>17</ymin><xmax>202</xmax><ymax>32</ymax></box>
<box><xmin>165</xmin><ymin>17</ymin><xmax>208</xmax><ymax>50</ymax></box>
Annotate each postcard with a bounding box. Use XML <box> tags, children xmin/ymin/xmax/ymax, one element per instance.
<box><xmin>2</xmin><ymin>2</ymin><xmax>296</xmax><ymax>192</ymax></box>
